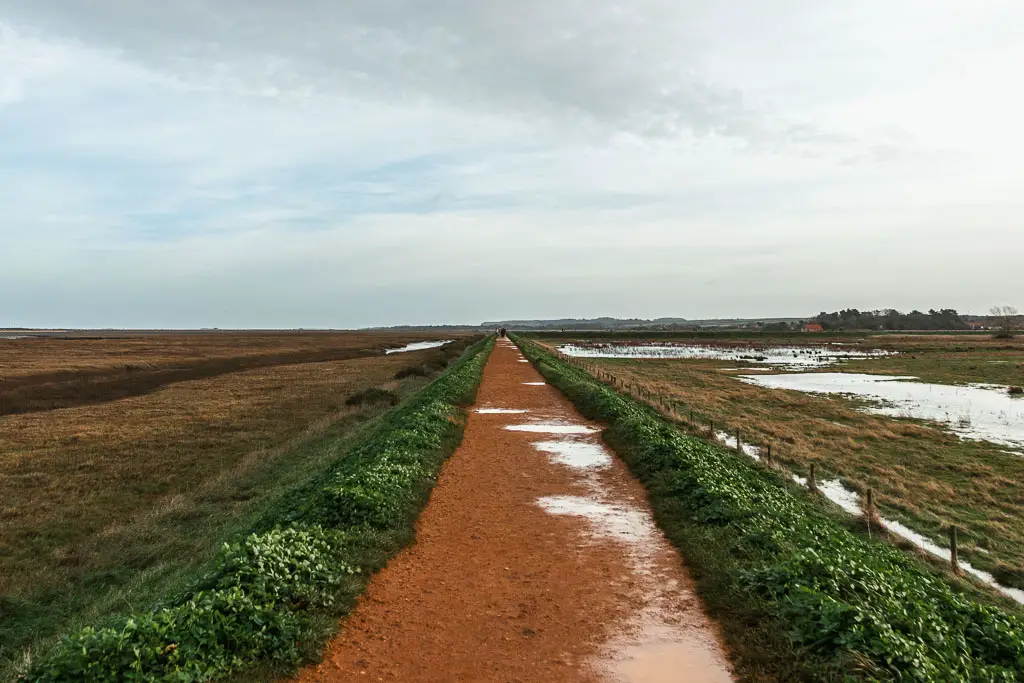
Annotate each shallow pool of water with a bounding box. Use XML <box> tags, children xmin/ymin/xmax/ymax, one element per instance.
<box><xmin>384</xmin><ymin>340</ymin><xmax>451</xmax><ymax>354</ymax></box>
<box><xmin>738</xmin><ymin>372</ymin><xmax>1024</xmax><ymax>450</ymax></box>
<box><xmin>505</xmin><ymin>424</ymin><xmax>599</xmax><ymax>434</ymax></box>
<box><xmin>537</xmin><ymin>496</ymin><xmax>654</xmax><ymax>544</ymax></box>
<box><xmin>475</xmin><ymin>408</ymin><xmax>529</xmax><ymax>414</ymax></box>
<box><xmin>558</xmin><ymin>342</ymin><xmax>891</xmax><ymax>368</ymax></box>
<box><xmin>714</xmin><ymin>430</ymin><xmax>761</xmax><ymax>460</ymax></box>
<box><xmin>533</xmin><ymin>441</ymin><xmax>613</xmax><ymax>469</ymax></box>
<box><xmin>536</xmin><ymin>492</ymin><xmax>735</xmax><ymax>681</ymax></box>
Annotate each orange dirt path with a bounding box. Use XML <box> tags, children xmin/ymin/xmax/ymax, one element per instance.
<box><xmin>289</xmin><ymin>339</ymin><xmax>733</xmax><ymax>683</ymax></box>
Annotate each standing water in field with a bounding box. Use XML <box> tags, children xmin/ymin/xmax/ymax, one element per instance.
<box><xmin>738</xmin><ymin>372</ymin><xmax>1024</xmax><ymax>451</ymax></box>
<box><xmin>558</xmin><ymin>342</ymin><xmax>892</xmax><ymax>368</ymax></box>
<box><xmin>384</xmin><ymin>340</ymin><xmax>451</xmax><ymax>354</ymax></box>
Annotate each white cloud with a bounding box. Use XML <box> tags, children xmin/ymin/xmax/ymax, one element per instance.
<box><xmin>0</xmin><ymin>2</ymin><xmax>1022</xmax><ymax>326</ymax></box>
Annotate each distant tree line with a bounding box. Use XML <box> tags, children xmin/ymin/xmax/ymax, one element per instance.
<box><xmin>813</xmin><ymin>308</ymin><xmax>968</xmax><ymax>331</ymax></box>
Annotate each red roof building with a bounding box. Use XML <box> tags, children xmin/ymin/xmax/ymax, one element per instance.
<box><xmin>802</xmin><ymin>323</ymin><xmax>824</xmax><ymax>332</ymax></box>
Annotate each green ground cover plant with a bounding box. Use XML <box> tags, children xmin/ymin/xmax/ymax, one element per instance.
<box><xmin>514</xmin><ymin>335</ymin><xmax>1024</xmax><ymax>682</ymax></box>
<box><xmin>19</xmin><ymin>337</ymin><xmax>493</xmax><ymax>682</ymax></box>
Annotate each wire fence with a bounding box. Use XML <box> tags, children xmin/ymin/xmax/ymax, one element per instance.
<box><xmin>550</xmin><ymin>347</ymin><xmax>967</xmax><ymax>575</ymax></box>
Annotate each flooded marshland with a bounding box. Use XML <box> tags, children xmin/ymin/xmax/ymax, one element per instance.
<box><xmin>738</xmin><ymin>372</ymin><xmax>1024</xmax><ymax>451</ymax></box>
<box><xmin>558</xmin><ymin>341</ymin><xmax>892</xmax><ymax>368</ymax></box>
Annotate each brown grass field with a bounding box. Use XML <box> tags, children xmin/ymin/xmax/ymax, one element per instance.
<box><xmin>0</xmin><ymin>331</ymin><xmax>477</xmax><ymax>670</ymax></box>
<box><xmin>0</xmin><ymin>331</ymin><xmax>465</xmax><ymax>415</ymax></box>
<box><xmin>535</xmin><ymin>333</ymin><xmax>1024</xmax><ymax>591</ymax></box>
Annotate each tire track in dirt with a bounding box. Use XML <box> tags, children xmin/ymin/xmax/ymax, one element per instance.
<box><xmin>290</xmin><ymin>338</ymin><xmax>733</xmax><ymax>682</ymax></box>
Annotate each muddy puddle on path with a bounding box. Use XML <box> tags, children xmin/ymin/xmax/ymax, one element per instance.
<box><xmin>501</xmin><ymin>405</ymin><xmax>733</xmax><ymax>682</ymax></box>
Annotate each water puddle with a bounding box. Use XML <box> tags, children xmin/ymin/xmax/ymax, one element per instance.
<box><xmin>536</xmin><ymin>493</ymin><xmax>733</xmax><ymax>681</ymax></box>
<box><xmin>474</xmin><ymin>408</ymin><xmax>529</xmax><ymax>414</ymax></box>
<box><xmin>738</xmin><ymin>372</ymin><xmax>1024</xmax><ymax>450</ymax></box>
<box><xmin>601</xmin><ymin>617</ymin><xmax>734</xmax><ymax>683</ymax></box>
<box><xmin>559</xmin><ymin>342</ymin><xmax>891</xmax><ymax>368</ymax></box>
<box><xmin>505</xmin><ymin>424</ymin><xmax>599</xmax><ymax>434</ymax></box>
<box><xmin>519</xmin><ymin>360</ymin><xmax>530</xmax><ymax>363</ymax></box>
<box><xmin>523</xmin><ymin>382</ymin><xmax>547</xmax><ymax>386</ymax></box>
<box><xmin>537</xmin><ymin>496</ymin><xmax>653</xmax><ymax>544</ymax></box>
<box><xmin>533</xmin><ymin>441</ymin><xmax>613</xmax><ymax>469</ymax></box>
<box><xmin>713</xmin><ymin>430</ymin><xmax>761</xmax><ymax>460</ymax></box>
<box><xmin>385</xmin><ymin>340</ymin><xmax>451</xmax><ymax>354</ymax></box>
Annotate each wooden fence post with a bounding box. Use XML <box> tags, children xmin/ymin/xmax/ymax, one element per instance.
<box><xmin>865</xmin><ymin>488</ymin><xmax>874</xmax><ymax>538</ymax></box>
<box><xmin>766</xmin><ymin>443</ymin><xmax>772</xmax><ymax>464</ymax></box>
<box><xmin>808</xmin><ymin>463</ymin><xmax>817</xmax><ymax>493</ymax></box>
<box><xmin>736</xmin><ymin>429</ymin><xmax>741</xmax><ymax>454</ymax></box>
<box><xmin>950</xmin><ymin>526</ymin><xmax>960</xmax><ymax>574</ymax></box>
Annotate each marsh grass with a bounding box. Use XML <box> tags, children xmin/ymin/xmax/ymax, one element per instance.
<box><xmin>0</xmin><ymin>332</ymin><xmax>469</xmax><ymax>416</ymax></box>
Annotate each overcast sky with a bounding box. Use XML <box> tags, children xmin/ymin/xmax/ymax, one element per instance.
<box><xmin>1</xmin><ymin>1</ymin><xmax>1021</xmax><ymax>328</ymax></box>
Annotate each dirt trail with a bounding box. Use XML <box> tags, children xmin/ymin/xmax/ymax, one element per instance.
<box><xmin>291</xmin><ymin>339</ymin><xmax>733</xmax><ymax>682</ymax></box>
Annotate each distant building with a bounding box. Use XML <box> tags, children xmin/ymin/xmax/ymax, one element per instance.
<box><xmin>967</xmin><ymin>322</ymin><xmax>987</xmax><ymax>330</ymax></box>
<box><xmin>802</xmin><ymin>323</ymin><xmax>825</xmax><ymax>333</ymax></box>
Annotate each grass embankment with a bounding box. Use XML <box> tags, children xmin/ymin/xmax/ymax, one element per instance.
<box><xmin>13</xmin><ymin>336</ymin><xmax>493</xmax><ymax>682</ymax></box>
<box><xmin>535</xmin><ymin>352</ymin><xmax>1024</xmax><ymax>590</ymax></box>
<box><xmin>515</xmin><ymin>336</ymin><xmax>1024</xmax><ymax>682</ymax></box>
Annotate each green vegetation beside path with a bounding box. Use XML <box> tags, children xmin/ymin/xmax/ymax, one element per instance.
<box><xmin>514</xmin><ymin>335</ymin><xmax>1024</xmax><ymax>681</ymax></box>
<box><xmin>18</xmin><ymin>337</ymin><xmax>494</xmax><ymax>682</ymax></box>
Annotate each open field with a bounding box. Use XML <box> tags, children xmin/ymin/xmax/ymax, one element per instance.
<box><xmin>0</xmin><ymin>331</ymin><xmax>477</xmax><ymax>676</ymax></box>
<box><xmin>532</xmin><ymin>332</ymin><xmax>1024</xmax><ymax>592</ymax></box>
<box><xmin>0</xmin><ymin>331</ymin><xmax>461</xmax><ymax>415</ymax></box>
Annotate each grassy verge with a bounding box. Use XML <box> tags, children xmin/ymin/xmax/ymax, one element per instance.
<box><xmin>514</xmin><ymin>335</ymin><xmax>1024</xmax><ymax>682</ymax></box>
<box><xmin>16</xmin><ymin>336</ymin><xmax>493</xmax><ymax>682</ymax></box>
